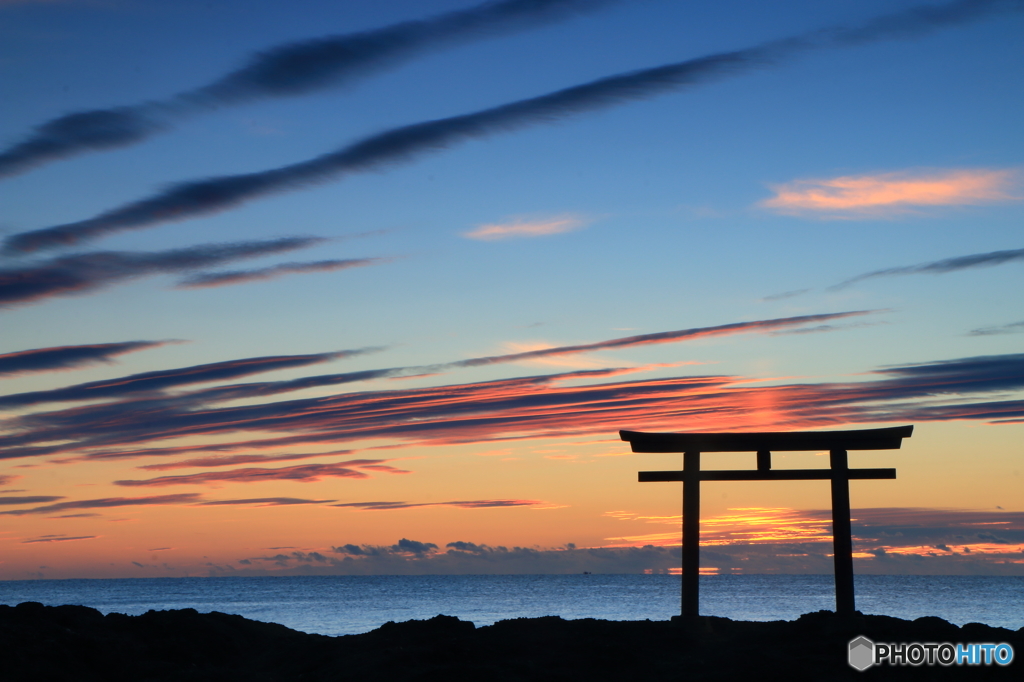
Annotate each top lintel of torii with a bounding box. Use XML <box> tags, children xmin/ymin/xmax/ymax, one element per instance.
<box><xmin>619</xmin><ymin>426</ymin><xmax>913</xmax><ymax>453</ymax></box>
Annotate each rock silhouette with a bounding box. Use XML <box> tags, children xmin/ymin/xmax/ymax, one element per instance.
<box><xmin>1</xmin><ymin>601</ymin><xmax>1019</xmax><ymax>680</ymax></box>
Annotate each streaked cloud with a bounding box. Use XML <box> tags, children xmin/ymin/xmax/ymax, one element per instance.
<box><xmin>175</xmin><ymin>258</ymin><xmax>386</xmax><ymax>288</ymax></box>
<box><xmin>0</xmin><ymin>495</ymin><xmax>64</xmax><ymax>505</ymax></box>
<box><xmin>4</xmin><ymin>334</ymin><xmax>1024</xmax><ymax>464</ymax></box>
<box><xmin>0</xmin><ymin>348</ymin><xmax>375</xmax><ymax>410</ymax></box>
<box><xmin>759</xmin><ymin>289</ymin><xmax>810</xmax><ymax>302</ymax></box>
<box><xmin>0</xmin><ymin>493</ymin><xmax>202</xmax><ymax>516</ymax></box>
<box><xmin>453</xmin><ymin>311</ymin><xmax>875</xmax><ymax>367</ymax></box>
<box><xmin>21</xmin><ymin>534</ymin><xmax>98</xmax><ymax>544</ymax></box>
<box><xmin>114</xmin><ymin>459</ymin><xmax>408</xmax><ymax>487</ymax></box>
<box><xmin>0</xmin><ymin>310</ymin><xmax>867</xmax><ymax>414</ymax></box>
<box><xmin>197</xmin><ymin>497</ymin><xmax>338</xmax><ymax>507</ymax></box>
<box><xmin>969</xmin><ymin>320</ymin><xmax>1024</xmax><ymax>336</ymax></box>
<box><xmin>0</xmin><ymin>341</ymin><xmax>171</xmax><ymax>378</ymax></box>
<box><xmin>0</xmin><ymin>237</ymin><xmax>330</xmax><ymax>309</ymax></box>
<box><xmin>137</xmin><ymin>449</ymin><xmax>357</xmax><ymax>471</ymax></box>
<box><xmin>761</xmin><ymin>168</ymin><xmax>1020</xmax><ymax>218</ymax></box>
<box><xmin>8</xmin><ymin>0</ymin><xmax>1017</xmax><ymax>254</ymax></box>
<box><xmin>331</xmin><ymin>499</ymin><xmax>544</xmax><ymax>510</ymax></box>
<box><xmin>0</xmin><ymin>0</ymin><xmax>621</xmax><ymax>178</ymax></box>
<box><xmin>463</xmin><ymin>215</ymin><xmax>585</xmax><ymax>241</ymax></box>
<box><xmin>831</xmin><ymin>246</ymin><xmax>1024</xmax><ymax>289</ymax></box>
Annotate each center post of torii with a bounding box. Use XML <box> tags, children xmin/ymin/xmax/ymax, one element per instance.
<box><xmin>620</xmin><ymin>425</ymin><xmax>913</xmax><ymax>618</ymax></box>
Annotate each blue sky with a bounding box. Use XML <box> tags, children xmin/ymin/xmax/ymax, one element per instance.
<box><xmin>0</xmin><ymin>0</ymin><xmax>1022</xmax><ymax>579</ymax></box>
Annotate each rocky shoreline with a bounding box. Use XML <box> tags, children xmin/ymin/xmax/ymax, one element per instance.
<box><xmin>2</xmin><ymin>601</ymin><xmax>1020</xmax><ymax>680</ymax></box>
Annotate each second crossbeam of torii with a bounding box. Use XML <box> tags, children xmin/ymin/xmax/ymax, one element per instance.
<box><xmin>620</xmin><ymin>425</ymin><xmax>913</xmax><ymax>618</ymax></box>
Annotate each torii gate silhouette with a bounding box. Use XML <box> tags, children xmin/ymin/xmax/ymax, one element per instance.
<box><xmin>620</xmin><ymin>425</ymin><xmax>913</xmax><ymax>618</ymax></box>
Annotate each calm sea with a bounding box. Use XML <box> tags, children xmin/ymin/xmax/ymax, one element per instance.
<box><xmin>1</xmin><ymin>575</ymin><xmax>1021</xmax><ymax>636</ymax></box>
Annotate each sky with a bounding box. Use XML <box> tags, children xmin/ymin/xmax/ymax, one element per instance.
<box><xmin>0</xmin><ymin>0</ymin><xmax>1022</xmax><ymax>580</ymax></box>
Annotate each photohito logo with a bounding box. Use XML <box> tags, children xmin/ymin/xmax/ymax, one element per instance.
<box><xmin>848</xmin><ymin>636</ymin><xmax>1014</xmax><ymax>671</ymax></box>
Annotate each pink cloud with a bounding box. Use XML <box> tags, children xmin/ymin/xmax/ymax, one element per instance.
<box><xmin>761</xmin><ymin>168</ymin><xmax>1020</xmax><ymax>218</ymax></box>
<box><xmin>463</xmin><ymin>215</ymin><xmax>585</xmax><ymax>241</ymax></box>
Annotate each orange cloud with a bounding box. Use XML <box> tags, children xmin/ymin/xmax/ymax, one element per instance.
<box><xmin>463</xmin><ymin>215</ymin><xmax>585</xmax><ymax>241</ymax></box>
<box><xmin>761</xmin><ymin>168</ymin><xmax>1020</xmax><ymax>217</ymax></box>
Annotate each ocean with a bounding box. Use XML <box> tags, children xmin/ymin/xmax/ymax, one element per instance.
<box><xmin>1</xmin><ymin>574</ymin><xmax>1021</xmax><ymax>636</ymax></box>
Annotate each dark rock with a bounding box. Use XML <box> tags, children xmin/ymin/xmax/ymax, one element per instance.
<box><xmin>0</xmin><ymin>603</ymin><xmax>1019</xmax><ymax>681</ymax></box>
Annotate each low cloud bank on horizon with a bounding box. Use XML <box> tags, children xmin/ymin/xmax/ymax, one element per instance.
<box><xmin>184</xmin><ymin>506</ymin><xmax>1024</xmax><ymax>576</ymax></box>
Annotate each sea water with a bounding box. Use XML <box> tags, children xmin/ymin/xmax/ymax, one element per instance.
<box><xmin>1</xmin><ymin>575</ymin><xmax>1021</xmax><ymax>636</ymax></box>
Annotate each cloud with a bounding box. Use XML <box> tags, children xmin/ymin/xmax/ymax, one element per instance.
<box><xmin>0</xmin><ymin>493</ymin><xmax>202</xmax><ymax>516</ymax></box>
<box><xmin>113</xmin><ymin>459</ymin><xmax>407</xmax><ymax>487</ymax></box>
<box><xmin>196</xmin><ymin>497</ymin><xmax>338</xmax><ymax>506</ymax></box>
<box><xmin>21</xmin><ymin>534</ymin><xmax>98</xmax><ymax>544</ymax></box>
<box><xmin>761</xmin><ymin>168</ymin><xmax>1020</xmax><ymax>217</ymax></box>
<box><xmin>239</xmin><ymin>513</ymin><xmax>1022</xmax><ymax>574</ymax></box>
<box><xmin>136</xmin><ymin>449</ymin><xmax>356</xmax><ymax>471</ymax></box>
<box><xmin>0</xmin><ymin>310</ymin><xmax>867</xmax><ymax>430</ymax></box>
<box><xmin>0</xmin><ymin>474</ymin><xmax>20</xmax><ymax>485</ymax></box>
<box><xmin>0</xmin><ymin>341</ymin><xmax>171</xmax><ymax>378</ymax></box>
<box><xmin>463</xmin><ymin>215</ymin><xmax>585</xmax><ymax>241</ymax></box>
<box><xmin>0</xmin><ymin>0</ymin><xmax>622</xmax><ymax>179</ymax></box>
<box><xmin>8</xmin><ymin>0</ymin><xmax>1017</xmax><ymax>253</ymax></box>
<box><xmin>299</xmin><ymin>540</ymin><xmax>684</xmax><ymax>575</ymax></box>
<box><xmin>831</xmin><ymin>246</ymin><xmax>1024</xmax><ymax>289</ymax></box>
<box><xmin>0</xmin><ymin>495</ymin><xmax>64</xmax><ymax>505</ymax></box>
<box><xmin>759</xmin><ymin>289</ymin><xmax>810</xmax><ymax>302</ymax></box>
<box><xmin>393</xmin><ymin>538</ymin><xmax>437</xmax><ymax>555</ymax></box>
<box><xmin>608</xmin><ymin>506</ymin><xmax>1024</xmax><ymax>574</ymax></box>
<box><xmin>0</xmin><ymin>237</ymin><xmax>330</xmax><ymax>308</ymax></box>
<box><xmin>0</xmin><ymin>347</ymin><xmax>374</xmax><ymax>410</ymax></box>
<box><xmin>331</xmin><ymin>499</ymin><xmax>543</xmax><ymax>510</ymax></box>
<box><xmin>175</xmin><ymin>258</ymin><xmax>385</xmax><ymax>288</ymax></box>
<box><xmin>868</xmin><ymin>353</ymin><xmax>1024</xmax><ymax>395</ymax></box>
<box><xmin>452</xmin><ymin>311</ymin><xmax>875</xmax><ymax>366</ymax></box>
<box><xmin>5</xmin><ymin>341</ymin><xmax>1024</xmax><ymax>463</ymax></box>
<box><xmin>208</xmin><ymin>505</ymin><xmax>1023</xmax><ymax>575</ymax></box>
<box><xmin>969</xmin><ymin>320</ymin><xmax>1024</xmax><ymax>336</ymax></box>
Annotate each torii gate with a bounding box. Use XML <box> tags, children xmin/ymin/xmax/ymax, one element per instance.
<box><xmin>620</xmin><ymin>425</ymin><xmax>913</xmax><ymax>618</ymax></box>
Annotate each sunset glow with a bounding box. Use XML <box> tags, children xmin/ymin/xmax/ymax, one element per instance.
<box><xmin>1</xmin><ymin>0</ymin><xmax>1022</xmax><ymax>580</ymax></box>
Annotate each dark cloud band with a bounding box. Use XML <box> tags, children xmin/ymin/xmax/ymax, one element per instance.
<box><xmin>0</xmin><ymin>348</ymin><xmax>375</xmax><ymax>410</ymax></box>
<box><xmin>0</xmin><ymin>237</ymin><xmax>327</xmax><ymax>308</ymax></box>
<box><xmin>832</xmin><ymin>246</ymin><xmax>1024</xmax><ymax>289</ymax></box>
<box><xmin>0</xmin><ymin>340</ymin><xmax>169</xmax><ymax>377</ymax></box>
<box><xmin>176</xmin><ymin>258</ymin><xmax>385</xmax><ymax>288</ymax></box>
<box><xmin>6</xmin><ymin>0</ymin><xmax>1016</xmax><ymax>254</ymax></box>
<box><xmin>114</xmin><ymin>459</ymin><xmax>406</xmax><ymax>487</ymax></box>
<box><xmin>0</xmin><ymin>493</ymin><xmax>202</xmax><ymax>516</ymax></box>
<box><xmin>0</xmin><ymin>312</ymin><xmax>864</xmax><ymax>414</ymax></box>
<box><xmin>0</xmin><ymin>0</ymin><xmax>620</xmax><ymax>179</ymax></box>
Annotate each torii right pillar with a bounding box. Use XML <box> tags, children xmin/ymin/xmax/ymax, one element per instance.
<box><xmin>621</xmin><ymin>425</ymin><xmax>914</xmax><ymax>618</ymax></box>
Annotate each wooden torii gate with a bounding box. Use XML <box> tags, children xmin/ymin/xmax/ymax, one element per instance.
<box><xmin>620</xmin><ymin>425</ymin><xmax>913</xmax><ymax>618</ymax></box>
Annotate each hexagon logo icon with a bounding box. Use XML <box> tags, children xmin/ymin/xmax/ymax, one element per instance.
<box><xmin>848</xmin><ymin>636</ymin><xmax>875</xmax><ymax>671</ymax></box>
